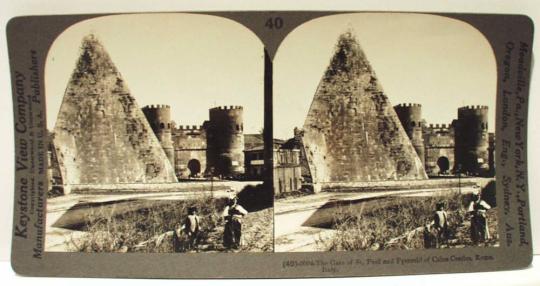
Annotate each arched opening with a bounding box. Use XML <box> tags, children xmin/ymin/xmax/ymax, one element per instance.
<box><xmin>187</xmin><ymin>159</ymin><xmax>201</xmax><ymax>177</ymax></box>
<box><xmin>437</xmin><ymin>156</ymin><xmax>450</xmax><ymax>174</ymax></box>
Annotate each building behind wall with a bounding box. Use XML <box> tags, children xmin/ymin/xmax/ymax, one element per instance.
<box><xmin>243</xmin><ymin>133</ymin><xmax>303</xmax><ymax>195</ymax></box>
<box><xmin>142</xmin><ymin>104</ymin><xmax>249</xmax><ymax>180</ymax></box>
<box><xmin>244</xmin><ymin>135</ymin><xmax>288</xmax><ymax>181</ymax></box>
<box><xmin>281</xmin><ymin>127</ymin><xmax>312</xmax><ymax>183</ymax></box>
<box><xmin>273</xmin><ymin>148</ymin><xmax>303</xmax><ymax>195</ymax></box>
<box><xmin>244</xmin><ymin>146</ymin><xmax>265</xmax><ymax>180</ymax></box>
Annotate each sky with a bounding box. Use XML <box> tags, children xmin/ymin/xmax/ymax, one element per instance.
<box><xmin>45</xmin><ymin>13</ymin><xmax>264</xmax><ymax>133</ymax></box>
<box><xmin>273</xmin><ymin>13</ymin><xmax>496</xmax><ymax>140</ymax></box>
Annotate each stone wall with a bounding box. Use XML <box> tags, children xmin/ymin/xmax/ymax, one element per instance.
<box><xmin>423</xmin><ymin>124</ymin><xmax>455</xmax><ymax>175</ymax></box>
<box><xmin>53</xmin><ymin>35</ymin><xmax>177</xmax><ymax>190</ymax></box>
<box><xmin>322</xmin><ymin>177</ymin><xmax>493</xmax><ymax>192</ymax></box>
<box><xmin>68</xmin><ymin>181</ymin><xmax>258</xmax><ymax>194</ymax></box>
<box><xmin>172</xmin><ymin>125</ymin><xmax>207</xmax><ymax>178</ymax></box>
<box><xmin>302</xmin><ymin>31</ymin><xmax>427</xmax><ymax>184</ymax></box>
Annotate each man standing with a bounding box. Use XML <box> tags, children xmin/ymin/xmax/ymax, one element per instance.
<box><xmin>180</xmin><ymin>206</ymin><xmax>201</xmax><ymax>252</ymax></box>
<box><xmin>433</xmin><ymin>202</ymin><xmax>449</xmax><ymax>247</ymax></box>
<box><xmin>468</xmin><ymin>193</ymin><xmax>492</xmax><ymax>245</ymax></box>
<box><xmin>222</xmin><ymin>196</ymin><xmax>248</xmax><ymax>250</ymax></box>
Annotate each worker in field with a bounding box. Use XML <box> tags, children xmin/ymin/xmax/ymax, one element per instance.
<box><xmin>433</xmin><ymin>202</ymin><xmax>449</xmax><ymax>247</ymax></box>
<box><xmin>176</xmin><ymin>206</ymin><xmax>201</xmax><ymax>252</ymax></box>
<box><xmin>222</xmin><ymin>195</ymin><xmax>248</xmax><ymax>250</ymax></box>
<box><xmin>423</xmin><ymin>222</ymin><xmax>437</xmax><ymax>249</ymax></box>
<box><xmin>467</xmin><ymin>193</ymin><xmax>492</xmax><ymax>245</ymax></box>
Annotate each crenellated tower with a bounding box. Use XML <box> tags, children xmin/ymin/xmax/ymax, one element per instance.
<box><xmin>142</xmin><ymin>104</ymin><xmax>175</xmax><ymax>167</ymax></box>
<box><xmin>455</xmin><ymin>105</ymin><xmax>489</xmax><ymax>175</ymax></box>
<box><xmin>394</xmin><ymin>103</ymin><xmax>426</xmax><ymax>165</ymax></box>
<box><xmin>207</xmin><ymin>106</ymin><xmax>245</xmax><ymax>176</ymax></box>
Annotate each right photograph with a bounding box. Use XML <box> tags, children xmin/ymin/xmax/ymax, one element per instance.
<box><xmin>273</xmin><ymin>13</ymin><xmax>498</xmax><ymax>252</ymax></box>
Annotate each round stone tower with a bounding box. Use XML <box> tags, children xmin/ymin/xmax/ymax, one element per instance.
<box><xmin>207</xmin><ymin>106</ymin><xmax>245</xmax><ymax>177</ymax></box>
<box><xmin>455</xmin><ymin>105</ymin><xmax>489</xmax><ymax>175</ymax></box>
<box><xmin>142</xmin><ymin>105</ymin><xmax>175</xmax><ymax>167</ymax></box>
<box><xmin>393</xmin><ymin>103</ymin><xmax>425</xmax><ymax>165</ymax></box>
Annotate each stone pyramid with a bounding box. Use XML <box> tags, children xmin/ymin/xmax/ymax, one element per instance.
<box><xmin>302</xmin><ymin>31</ymin><xmax>427</xmax><ymax>184</ymax></box>
<box><xmin>53</xmin><ymin>34</ymin><xmax>177</xmax><ymax>186</ymax></box>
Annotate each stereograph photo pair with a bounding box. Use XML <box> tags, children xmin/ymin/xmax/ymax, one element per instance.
<box><xmin>7</xmin><ymin>11</ymin><xmax>534</xmax><ymax>278</ymax></box>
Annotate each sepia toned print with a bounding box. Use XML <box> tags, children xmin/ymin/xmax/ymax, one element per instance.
<box><xmin>44</xmin><ymin>14</ymin><xmax>272</xmax><ymax>253</ymax></box>
<box><xmin>7</xmin><ymin>11</ymin><xmax>534</xmax><ymax>278</ymax></box>
<box><xmin>273</xmin><ymin>14</ymin><xmax>498</xmax><ymax>252</ymax></box>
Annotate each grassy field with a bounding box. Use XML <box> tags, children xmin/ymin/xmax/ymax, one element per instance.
<box><xmin>70</xmin><ymin>195</ymin><xmax>273</xmax><ymax>253</ymax></box>
<box><xmin>317</xmin><ymin>192</ymin><xmax>499</xmax><ymax>251</ymax></box>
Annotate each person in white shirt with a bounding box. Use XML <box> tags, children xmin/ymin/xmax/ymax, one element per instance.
<box><xmin>433</xmin><ymin>202</ymin><xmax>449</xmax><ymax>247</ymax></box>
<box><xmin>222</xmin><ymin>196</ymin><xmax>248</xmax><ymax>250</ymax></box>
<box><xmin>175</xmin><ymin>206</ymin><xmax>201</xmax><ymax>252</ymax></box>
<box><xmin>467</xmin><ymin>193</ymin><xmax>492</xmax><ymax>245</ymax></box>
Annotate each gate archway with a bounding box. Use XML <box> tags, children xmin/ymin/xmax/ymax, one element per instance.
<box><xmin>437</xmin><ymin>156</ymin><xmax>450</xmax><ymax>174</ymax></box>
<box><xmin>187</xmin><ymin>159</ymin><xmax>201</xmax><ymax>177</ymax></box>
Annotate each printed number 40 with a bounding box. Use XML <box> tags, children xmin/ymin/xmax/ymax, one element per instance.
<box><xmin>265</xmin><ymin>17</ymin><xmax>283</xmax><ymax>29</ymax></box>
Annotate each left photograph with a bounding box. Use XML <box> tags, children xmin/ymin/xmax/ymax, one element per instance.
<box><xmin>44</xmin><ymin>14</ymin><xmax>272</xmax><ymax>253</ymax></box>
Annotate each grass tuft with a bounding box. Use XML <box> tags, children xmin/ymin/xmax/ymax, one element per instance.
<box><xmin>70</xmin><ymin>194</ymin><xmax>273</xmax><ymax>253</ymax></box>
<box><xmin>317</xmin><ymin>192</ymin><xmax>499</xmax><ymax>251</ymax></box>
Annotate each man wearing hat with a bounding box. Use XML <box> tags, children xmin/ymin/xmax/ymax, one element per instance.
<box><xmin>222</xmin><ymin>196</ymin><xmax>248</xmax><ymax>250</ymax></box>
